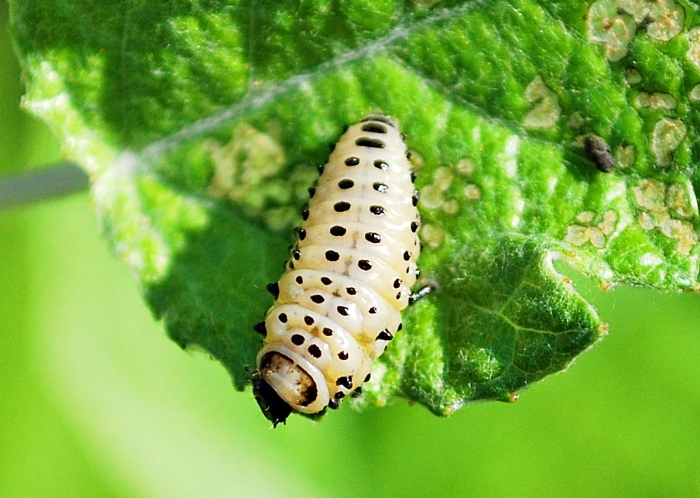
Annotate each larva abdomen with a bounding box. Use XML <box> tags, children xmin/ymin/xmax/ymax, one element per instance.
<box><xmin>252</xmin><ymin>114</ymin><xmax>421</xmax><ymax>425</ymax></box>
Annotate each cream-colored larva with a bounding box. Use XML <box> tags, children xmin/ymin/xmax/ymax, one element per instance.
<box><xmin>252</xmin><ymin>115</ymin><xmax>421</xmax><ymax>425</ymax></box>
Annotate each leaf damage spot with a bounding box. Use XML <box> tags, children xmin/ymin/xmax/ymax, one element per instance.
<box><xmin>624</xmin><ymin>69</ymin><xmax>642</xmax><ymax>85</ymax></box>
<box><xmin>635</xmin><ymin>92</ymin><xmax>677</xmax><ymax>110</ymax></box>
<box><xmin>207</xmin><ymin>122</ymin><xmax>316</xmax><ymax>230</ymax></box>
<box><xmin>588</xmin><ymin>0</ymin><xmax>684</xmax><ymax>61</ymax></box>
<box><xmin>420</xmin><ymin>223</ymin><xmax>445</xmax><ymax>249</ymax></box>
<box><xmin>690</xmin><ymin>85</ymin><xmax>700</xmax><ymax>101</ymax></box>
<box><xmin>565</xmin><ymin>210</ymin><xmax>619</xmax><ymax>249</ymax></box>
<box><xmin>523</xmin><ymin>77</ymin><xmax>560</xmax><ymax>129</ymax></box>
<box><xmin>687</xmin><ymin>28</ymin><xmax>700</xmax><ymax>72</ymax></box>
<box><xmin>463</xmin><ymin>184</ymin><xmax>482</xmax><ymax>201</ymax></box>
<box><xmin>650</xmin><ymin>118</ymin><xmax>687</xmax><ymax>167</ymax></box>
<box><xmin>421</xmin><ymin>167</ymin><xmax>462</xmax><ymax>214</ymax></box>
<box><xmin>632</xmin><ymin>180</ymin><xmax>699</xmax><ymax>256</ymax></box>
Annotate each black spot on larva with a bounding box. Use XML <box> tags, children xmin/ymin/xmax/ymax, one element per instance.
<box><xmin>361</xmin><ymin>114</ymin><xmax>396</xmax><ymax>128</ymax></box>
<box><xmin>328</xmin><ymin>399</ymin><xmax>339</xmax><ymax>409</ymax></box>
<box><xmin>291</xmin><ymin>334</ymin><xmax>305</xmax><ymax>346</ymax></box>
<box><xmin>298</xmin><ymin>228</ymin><xmax>306</xmax><ymax>241</ymax></box>
<box><xmin>415</xmin><ymin>268</ymin><xmax>421</xmax><ymax>278</ymax></box>
<box><xmin>278</xmin><ymin>313</ymin><xmax>288</xmax><ymax>323</ymax></box>
<box><xmin>369</xmin><ymin>307</ymin><xmax>377</xmax><ymax>314</ymax></box>
<box><xmin>329</xmin><ymin>142</ymin><xmax>336</xmax><ymax>152</ymax></box>
<box><xmin>330</xmin><ymin>225</ymin><xmax>347</xmax><ymax>236</ymax></box>
<box><xmin>411</xmin><ymin>171</ymin><xmax>417</xmax><ymax>183</ymax></box>
<box><xmin>373</xmin><ymin>182</ymin><xmax>388</xmax><ymax>193</ymax></box>
<box><xmin>346</xmin><ymin>287</ymin><xmax>356</xmax><ymax>295</ymax></box>
<box><xmin>393</xmin><ymin>278</ymin><xmax>402</xmax><ymax>289</ymax></box>
<box><xmin>373</xmin><ymin>160</ymin><xmax>389</xmax><ymax>171</ymax></box>
<box><xmin>406</xmin><ymin>151</ymin><xmax>413</xmax><ymax>160</ymax></box>
<box><xmin>370</xmin><ymin>205</ymin><xmax>386</xmax><ymax>216</ymax></box>
<box><xmin>296</xmin><ymin>275</ymin><xmax>303</xmax><ymax>284</ymax></box>
<box><xmin>253</xmin><ymin>322</ymin><xmax>267</xmax><ymax>336</ymax></box>
<box><xmin>358</xmin><ymin>260</ymin><xmax>372</xmax><ymax>271</ymax></box>
<box><xmin>364</xmin><ymin>373</ymin><xmax>372</xmax><ymax>382</ymax></box>
<box><xmin>325</xmin><ymin>250</ymin><xmax>340</xmax><ymax>261</ymax></box>
<box><xmin>338</xmin><ymin>179</ymin><xmax>354</xmax><ymax>189</ymax></box>
<box><xmin>301</xmin><ymin>208</ymin><xmax>309</xmax><ymax>220</ymax></box>
<box><xmin>403</xmin><ymin>250</ymin><xmax>411</xmax><ymax>261</ymax></box>
<box><xmin>304</xmin><ymin>315</ymin><xmax>314</xmax><ymax>326</ymax></box>
<box><xmin>323</xmin><ymin>327</ymin><xmax>333</xmax><ymax>336</ymax></box>
<box><xmin>336</xmin><ymin>376</ymin><xmax>353</xmax><ymax>389</ymax></box>
<box><xmin>292</xmin><ymin>249</ymin><xmax>301</xmax><ymax>261</ymax></box>
<box><xmin>321</xmin><ymin>277</ymin><xmax>332</xmax><ymax>285</ymax></box>
<box><xmin>337</xmin><ymin>306</ymin><xmax>349</xmax><ymax>316</ymax></box>
<box><xmin>585</xmin><ymin>135</ymin><xmax>616</xmax><ymax>173</ymax></box>
<box><xmin>352</xmin><ymin>387</ymin><xmax>362</xmax><ymax>396</ymax></box>
<box><xmin>412</xmin><ymin>190</ymin><xmax>420</xmax><ymax>206</ymax></box>
<box><xmin>396</xmin><ymin>292</ymin><xmax>401</xmax><ymax>300</ymax></box>
<box><xmin>361</xmin><ymin>123</ymin><xmax>387</xmax><ymax>134</ymax></box>
<box><xmin>345</xmin><ymin>156</ymin><xmax>360</xmax><ymax>166</ymax></box>
<box><xmin>266</xmin><ymin>282</ymin><xmax>279</xmax><ymax>298</ymax></box>
<box><xmin>335</xmin><ymin>392</ymin><xmax>345</xmax><ymax>399</ymax></box>
<box><xmin>411</xmin><ymin>221</ymin><xmax>419</xmax><ymax>232</ymax></box>
<box><xmin>397</xmin><ymin>323</ymin><xmax>403</xmax><ymax>331</ymax></box>
<box><xmin>334</xmin><ymin>201</ymin><xmax>351</xmax><ymax>212</ymax></box>
<box><xmin>311</xmin><ymin>295</ymin><xmax>325</xmax><ymax>304</ymax></box>
<box><xmin>356</xmin><ymin>137</ymin><xmax>385</xmax><ymax>148</ymax></box>
<box><xmin>317</xmin><ymin>163</ymin><xmax>325</xmax><ymax>174</ymax></box>
<box><xmin>406</xmin><ymin>266</ymin><xmax>410</xmax><ymax>274</ymax></box>
<box><xmin>288</xmin><ymin>262</ymin><xmax>295</xmax><ymax>270</ymax></box>
<box><xmin>376</xmin><ymin>330</ymin><xmax>394</xmax><ymax>341</ymax></box>
<box><xmin>338</xmin><ymin>351</ymin><xmax>349</xmax><ymax>360</ymax></box>
<box><xmin>308</xmin><ymin>344</ymin><xmax>322</xmax><ymax>358</ymax></box>
<box><xmin>308</xmin><ymin>187</ymin><xmax>316</xmax><ymax>198</ymax></box>
<box><xmin>365</xmin><ymin>232</ymin><xmax>381</xmax><ymax>243</ymax></box>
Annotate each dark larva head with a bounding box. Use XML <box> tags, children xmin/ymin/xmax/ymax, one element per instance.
<box><xmin>254</xmin><ymin>351</ymin><xmax>320</xmax><ymax>425</ymax></box>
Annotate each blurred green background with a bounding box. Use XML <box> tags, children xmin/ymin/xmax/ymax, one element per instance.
<box><xmin>3</xmin><ymin>6</ymin><xmax>700</xmax><ymax>497</ymax></box>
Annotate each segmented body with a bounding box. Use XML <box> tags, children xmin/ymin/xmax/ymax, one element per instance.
<box><xmin>252</xmin><ymin>115</ymin><xmax>421</xmax><ymax>425</ymax></box>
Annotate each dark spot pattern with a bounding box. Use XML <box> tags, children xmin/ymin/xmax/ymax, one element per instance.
<box><xmin>328</xmin><ymin>399</ymin><xmax>339</xmax><ymax>409</ymax></box>
<box><xmin>338</xmin><ymin>179</ymin><xmax>354</xmax><ymax>189</ymax></box>
<box><xmin>334</xmin><ymin>201</ymin><xmax>351</xmax><ymax>212</ymax></box>
<box><xmin>411</xmin><ymin>221</ymin><xmax>419</xmax><ymax>232</ymax></box>
<box><xmin>361</xmin><ymin>123</ymin><xmax>387</xmax><ymax>134</ymax></box>
<box><xmin>358</xmin><ymin>260</ymin><xmax>372</xmax><ymax>271</ymax></box>
<box><xmin>376</xmin><ymin>330</ymin><xmax>393</xmax><ymax>341</ymax></box>
<box><xmin>335</xmin><ymin>392</ymin><xmax>345</xmax><ymax>399</ymax></box>
<box><xmin>365</xmin><ymin>232</ymin><xmax>381</xmax><ymax>243</ymax></box>
<box><xmin>296</xmin><ymin>276</ymin><xmax>304</xmax><ymax>284</ymax></box>
<box><xmin>298</xmin><ymin>228</ymin><xmax>306</xmax><ymax>240</ymax></box>
<box><xmin>346</xmin><ymin>287</ymin><xmax>356</xmax><ymax>295</ymax></box>
<box><xmin>373</xmin><ymin>182</ymin><xmax>388</xmax><ymax>193</ymax></box>
<box><xmin>308</xmin><ymin>344</ymin><xmax>322</xmax><ymax>358</ymax></box>
<box><xmin>253</xmin><ymin>322</ymin><xmax>267</xmax><ymax>336</ymax></box>
<box><xmin>336</xmin><ymin>376</ymin><xmax>353</xmax><ymax>389</ymax></box>
<box><xmin>338</xmin><ymin>351</ymin><xmax>349</xmax><ymax>360</ymax></box>
<box><xmin>403</xmin><ymin>251</ymin><xmax>411</xmax><ymax>261</ymax></box>
<box><xmin>337</xmin><ymin>306</ymin><xmax>349</xmax><ymax>316</ymax></box>
<box><xmin>301</xmin><ymin>208</ymin><xmax>309</xmax><ymax>220</ymax></box>
<box><xmin>373</xmin><ymin>160</ymin><xmax>389</xmax><ymax>171</ymax></box>
<box><xmin>356</xmin><ymin>137</ymin><xmax>385</xmax><ymax>148</ymax></box>
<box><xmin>323</xmin><ymin>327</ymin><xmax>333</xmax><ymax>336</ymax></box>
<box><xmin>304</xmin><ymin>316</ymin><xmax>314</xmax><ymax>326</ymax></box>
<box><xmin>321</xmin><ymin>277</ymin><xmax>332</xmax><ymax>285</ymax></box>
<box><xmin>364</xmin><ymin>373</ymin><xmax>371</xmax><ymax>382</ymax></box>
<box><xmin>266</xmin><ymin>282</ymin><xmax>279</xmax><ymax>298</ymax></box>
<box><xmin>370</xmin><ymin>205</ymin><xmax>386</xmax><ymax>216</ymax></box>
<box><xmin>292</xmin><ymin>249</ymin><xmax>301</xmax><ymax>260</ymax></box>
<box><xmin>330</xmin><ymin>225</ymin><xmax>347</xmax><ymax>236</ymax></box>
<box><xmin>291</xmin><ymin>334</ymin><xmax>305</xmax><ymax>345</ymax></box>
<box><xmin>325</xmin><ymin>250</ymin><xmax>340</xmax><ymax>261</ymax></box>
<box><xmin>311</xmin><ymin>295</ymin><xmax>325</xmax><ymax>304</ymax></box>
<box><xmin>345</xmin><ymin>157</ymin><xmax>360</xmax><ymax>166</ymax></box>
<box><xmin>278</xmin><ymin>313</ymin><xmax>288</xmax><ymax>323</ymax></box>
<box><xmin>369</xmin><ymin>307</ymin><xmax>377</xmax><ymax>314</ymax></box>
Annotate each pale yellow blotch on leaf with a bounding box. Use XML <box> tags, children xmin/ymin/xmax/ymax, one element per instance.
<box><xmin>523</xmin><ymin>76</ymin><xmax>560</xmax><ymax>129</ymax></box>
<box><xmin>651</xmin><ymin>118</ymin><xmax>687</xmax><ymax>167</ymax></box>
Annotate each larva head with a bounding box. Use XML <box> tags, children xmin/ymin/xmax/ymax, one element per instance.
<box><xmin>253</xmin><ymin>347</ymin><xmax>329</xmax><ymax>425</ymax></box>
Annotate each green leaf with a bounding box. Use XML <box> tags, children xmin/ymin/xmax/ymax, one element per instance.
<box><xmin>9</xmin><ymin>0</ymin><xmax>700</xmax><ymax>416</ymax></box>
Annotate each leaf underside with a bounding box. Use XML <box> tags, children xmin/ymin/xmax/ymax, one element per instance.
<box><xmin>10</xmin><ymin>0</ymin><xmax>700</xmax><ymax>416</ymax></box>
